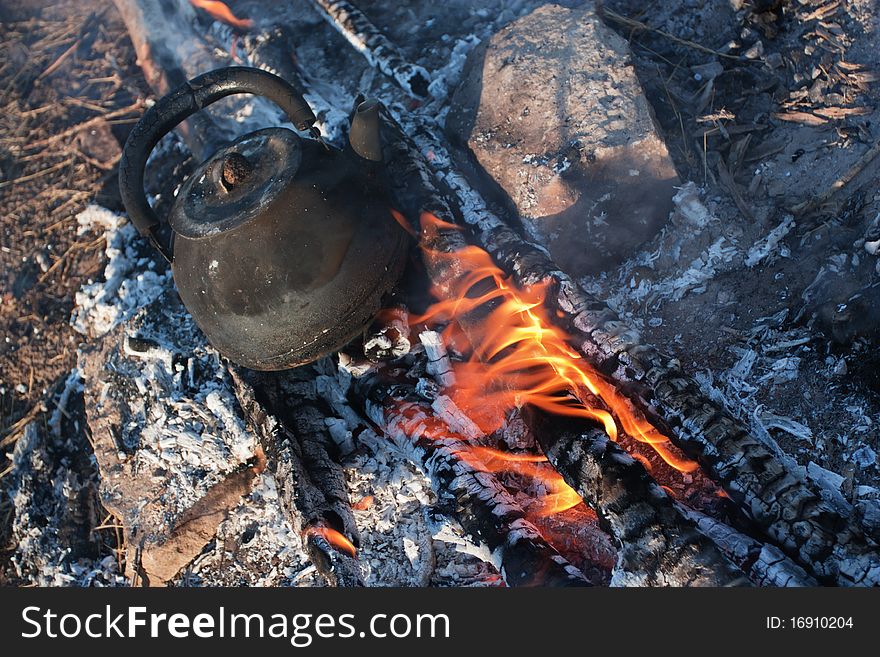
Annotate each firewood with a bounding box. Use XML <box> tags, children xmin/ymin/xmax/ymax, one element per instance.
<box><xmin>525</xmin><ymin>408</ymin><xmax>747</xmax><ymax>586</ymax></box>
<box><xmin>679</xmin><ymin>506</ymin><xmax>817</xmax><ymax>587</ymax></box>
<box><xmin>344</xmin><ymin>366</ymin><xmax>592</xmax><ymax>587</ymax></box>
<box><xmin>111</xmin><ymin>0</ymin><xmax>249</xmax><ymax>157</ymax></box>
<box><xmin>306</xmin><ymin>0</ymin><xmax>431</xmax><ymax>99</ymax></box>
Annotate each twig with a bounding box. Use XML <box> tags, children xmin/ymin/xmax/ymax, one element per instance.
<box><xmin>0</xmin><ymin>157</ymin><xmax>75</xmax><ymax>189</ymax></box>
<box><xmin>600</xmin><ymin>8</ymin><xmax>746</xmax><ymax>61</ymax></box>
<box><xmin>38</xmin><ymin>235</ymin><xmax>105</xmax><ymax>283</ymax></box>
<box><xmin>0</xmin><ymin>401</ymin><xmax>47</xmax><ymax>449</ymax></box>
<box><xmin>35</xmin><ymin>39</ymin><xmax>80</xmax><ymax>81</ymax></box>
<box><xmin>22</xmin><ymin>101</ymin><xmax>143</xmax><ymax>150</ymax></box>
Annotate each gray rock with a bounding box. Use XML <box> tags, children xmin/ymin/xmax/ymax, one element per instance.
<box><xmin>447</xmin><ymin>3</ymin><xmax>680</xmax><ymax>276</ymax></box>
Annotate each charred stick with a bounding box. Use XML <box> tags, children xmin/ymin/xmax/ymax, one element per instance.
<box><xmin>346</xmin><ymin>368</ymin><xmax>591</xmax><ymax>587</ymax></box>
<box><xmin>229</xmin><ymin>367</ymin><xmax>363</xmax><ymax>587</ymax></box>
<box><xmin>377</xmin><ymin>107</ymin><xmax>880</xmax><ymax>587</ymax></box>
<box><xmin>306</xmin><ymin>0</ymin><xmax>432</xmax><ymax>98</ymax></box>
<box><xmin>241</xmin><ymin>24</ymin><xmax>350</xmax><ymax>143</ymax></box>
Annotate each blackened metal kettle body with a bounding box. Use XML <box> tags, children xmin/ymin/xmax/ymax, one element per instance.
<box><xmin>119</xmin><ymin>67</ymin><xmax>407</xmax><ymax>370</ymax></box>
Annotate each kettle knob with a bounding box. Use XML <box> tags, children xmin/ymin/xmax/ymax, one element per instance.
<box><xmin>118</xmin><ymin>67</ymin><xmax>318</xmax><ymax>261</ymax></box>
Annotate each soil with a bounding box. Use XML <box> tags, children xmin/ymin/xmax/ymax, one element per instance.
<box><xmin>0</xmin><ymin>0</ymin><xmax>149</xmax><ymax>583</ymax></box>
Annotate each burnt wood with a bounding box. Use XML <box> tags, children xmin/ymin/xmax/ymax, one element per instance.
<box><xmin>378</xmin><ymin>106</ymin><xmax>880</xmax><ymax>587</ymax></box>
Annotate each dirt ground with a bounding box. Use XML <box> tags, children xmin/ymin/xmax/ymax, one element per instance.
<box><xmin>0</xmin><ymin>0</ymin><xmax>151</xmax><ymax>583</ymax></box>
<box><xmin>1</xmin><ymin>0</ymin><xmax>878</xmax><ymax>585</ymax></box>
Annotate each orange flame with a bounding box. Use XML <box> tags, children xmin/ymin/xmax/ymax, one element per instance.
<box><xmin>413</xmin><ymin>211</ymin><xmax>698</xmax><ymax>475</ymax></box>
<box><xmin>304</xmin><ymin>526</ymin><xmax>357</xmax><ymax>558</ymax></box>
<box><xmin>391</xmin><ymin>401</ymin><xmax>578</xmax><ymax>517</ymax></box>
<box><xmin>189</xmin><ymin>0</ymin><xmax>253</xmax><ymax>30</ymax></box>
<box><xmin>463</xmin><ymin>447</ymin><xmax>583</xmax><ymax>516</ymax></box>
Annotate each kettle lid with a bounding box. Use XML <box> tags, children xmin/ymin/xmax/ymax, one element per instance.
<box><xmin>169</xmin><ymin>127</ymin><xmax>302</xmax><ymax>239</ymax></box>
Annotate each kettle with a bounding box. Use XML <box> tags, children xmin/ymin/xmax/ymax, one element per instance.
<box><xmin>119</xmin><ymin>67</ymin><xmax>408</xmax><ymax>370</ymax></box>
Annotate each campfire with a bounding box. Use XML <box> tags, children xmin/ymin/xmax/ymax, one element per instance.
<box><xmin>3</xmin><ymin>0</ymin><xmax>879</xmax><ymax>589</ymax></box>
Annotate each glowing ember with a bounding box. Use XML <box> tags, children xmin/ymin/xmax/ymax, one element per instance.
<box><xmin>304</xmin><ymin>526</ymin><xmax>357</xmax><ymax>558</ymax></box>
<box><xmin>189</xmin><ymin>0</ymin><xmax>254</xmax><ymax>30</ymax></box>
<box><xmin>412</xmin><ymin>212</ymin><xmax>698</xmax><ymax>476</ymax></box>
<box><xmin>352</xmin><ymin>495</ymin><xmax>375</xmax><ymax>511</ymax></box>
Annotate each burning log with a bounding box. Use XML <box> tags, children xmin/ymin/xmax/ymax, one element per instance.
<box><xmin>229</xmin><ymin>367</ymin><xmax>364</xmax><ymax>587</ymax></box>
<box><xmin>379</xmin><ymin>116</ymin><xmax>745</xmax><ymax>586</ymax></box>
<box><xmin>528</xmin><ymin>409</ymin><xmax>746</xmax><ymax>586</ymax></box>
<box><xmin>306</xmin><ymin>0</ymin><xmax>432</xmax><ymax>99</ymax></box>
<box><xmin>111</xmin><ymin>0</ymin><xmax>238</xmax><ymax>158</ymax></box>
<box><xmin>375</xmin><ymin>101</ymin><xmax>880</xmax><ymax>588</ymax></box>
<box><xmin>341</xmin><ymin>366</ymin><xmax>593</xmax><ymax>587</ymax></box>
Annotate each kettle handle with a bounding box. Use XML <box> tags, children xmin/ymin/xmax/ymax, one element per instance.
<box><xmin>119</xmin><ymin>66</ymin><xmax>318</xmax><ymax>261</ymax></box>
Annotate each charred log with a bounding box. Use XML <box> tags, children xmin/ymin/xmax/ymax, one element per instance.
<box><xmin>679</xmin><ymin>507</ymin><xmax>817</xmax><ymax>587</ymax></box>
<box><xmin>527</xmin><ymin>409</ymin><xmax>747</xmax><ymax>586</ymax></box>
<box><xmin>307</xmin><ymin>0</ymin><xmax>431</xmax><ymax>98</ymax></box>
<box><xmin>229</xmin><ymin>367</ymin><xmax>363</xmax><ymax>587</ymax></box>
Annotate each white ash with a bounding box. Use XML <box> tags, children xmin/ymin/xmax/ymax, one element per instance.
<box><xmin>580</xmin><ymin>184</ymin><xmax>744</xmax><ymax>316</ymax></box>
<box><xmin>342</xmin><ymin>441</ymin><xmax>496</xmax><ymax>586</ymax></box>
<box><xmin>420</xmin><ymin>330</ymin><xmax>455</xmax><ymax>387</ymax></box>
<box><xmin>108</xmin><ymin>339</ymin><xmax>258</xmax><ymax>519</ymax></box>
<box><xmin>745</xmin><ymin>215</ymin><xmax>795</xmax><ymax>267</ymax></box>
<box><xmin>175</xmin><ymin>473</ymin><xmax>317</xmax><ymax>587</ymax></box>
<box><xmin>71</xmin><ymin>205</ymin><xmax>171</xmax><ymax>338</ymax></box>
<box><xmin>8</xmin><ymin>422</ymin><xmax>126</xmax><ymax>587</ymax></box>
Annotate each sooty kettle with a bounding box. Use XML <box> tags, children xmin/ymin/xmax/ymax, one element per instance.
<box><xmin>119</xmin><ymin>67</ymin><xmax>408</xmax><ymax>370</ymax></box>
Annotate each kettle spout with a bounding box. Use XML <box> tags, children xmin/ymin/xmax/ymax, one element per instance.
<box><xmin>349</xmin><ymin>99</ymin><xmax>383</xmax><ymax>162</ymax></box>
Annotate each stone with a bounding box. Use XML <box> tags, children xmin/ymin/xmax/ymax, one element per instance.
<box><xmin>447</xmin><ymin>3</ymin><xmax>680</xmax><ymax>277</ymax></box>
